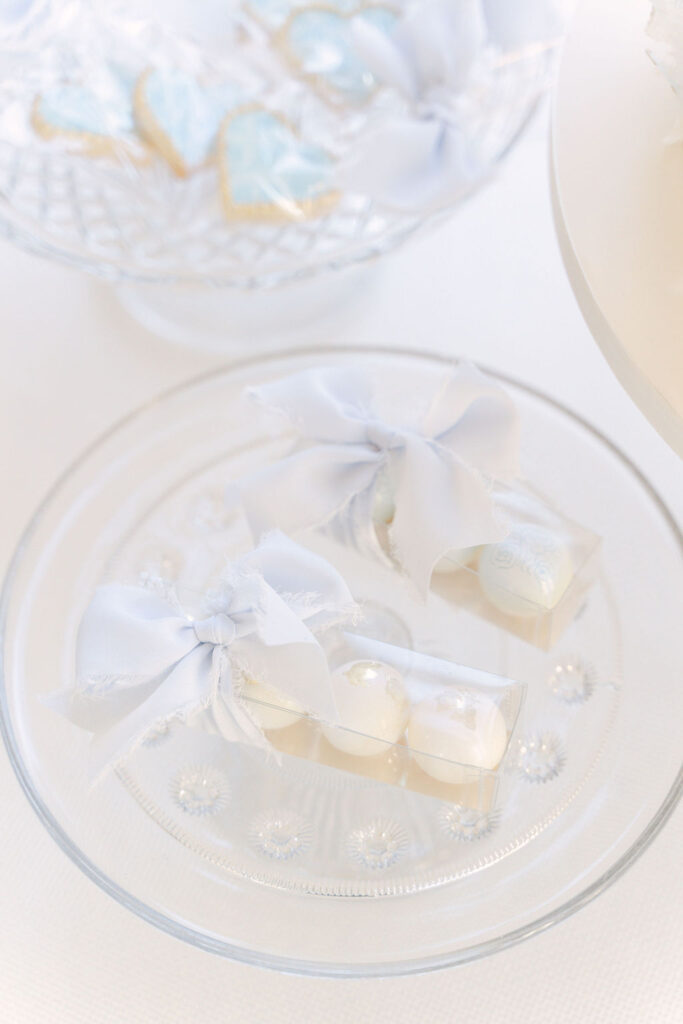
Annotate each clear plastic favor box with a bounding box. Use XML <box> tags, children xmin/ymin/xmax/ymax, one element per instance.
<box><xmin>427</xmin><ymin>485</ymin><xmax>601</xmax><ymax>650</ymax></box>
<box><xmin>225</xmin><ymin>634</ymin><xmax>526</xmax><ymax>812</ymax></box>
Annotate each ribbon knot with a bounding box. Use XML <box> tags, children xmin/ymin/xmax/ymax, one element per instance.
<box><xmin>193</xmin><ymin>612</ymin><xmax>238</xmax><ymax>647</ymax></box>
<box><xmin>365</xmin><ymin>419</ymin><xmax>406</xmax><ymax>451</ymax></box>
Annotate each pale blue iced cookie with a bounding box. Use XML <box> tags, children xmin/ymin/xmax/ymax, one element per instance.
<box><xmin>280</xmin><ymin>5</ymin><xmax>398</xmax><ymax>103</ymax></box>
<box><xmin>31</xmin><ymin>74</ymin><xmax>146</xmax><ymax>160</ymax></box>
<box><xmin>135</xmin><ymin>68</ymin><xmax>243</xmax><ymax>177</ymax></box>
<box><xmin>244</xmin><ymin>0</ymin><xmax>358</xmax><ymax>31</ymax></box>
<box><xmin>219</xmin><ymin>108</ymin><xmax>338</xmax><ymax>220</ymax></box>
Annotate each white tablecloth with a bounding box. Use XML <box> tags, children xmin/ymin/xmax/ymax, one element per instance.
<box><xmin>1</xmin><ymin>109</ymin><xmax>681</xmax><ymax>1023</ymax></box>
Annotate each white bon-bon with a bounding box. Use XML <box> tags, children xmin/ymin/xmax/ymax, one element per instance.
<box><xmin>478</xmin><ymin>524</ymin><xmax>574</xmax><ymax>619</ymax></box>
<box><xmin>408</xmin><ymin>691</ymin><xmax>508</xmax><ymax>785</ymax></box>
<box><xmin>322</xmin><ymin>660</ymin><xmax>410</xmax><ymax>757</ymax></box>
<box><xmin>243</xmin><ymin>677</ymin><xmax>306</xmax><ymax>731</ymax></box>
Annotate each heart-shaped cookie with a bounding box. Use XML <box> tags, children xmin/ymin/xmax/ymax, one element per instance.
<box><xmin>135</xmin><ymin>68</ymin><xmax>243</xmax><ymax>177</ymax></box>
<box><xmin>279</xmin><ymin>4</ymin><xmax>398</xmax><ymax>104</ymax></box>
<box><xmin>244</xmin><ymin>0</ymin><xmax>358</xmax><ymax>32</ymax></box>
<box><xmin>219</xmin><ymin>108</ymin><xmax>338</xmax><ymax>221</ymax></box>
<box><xmin>32</xmin><ymin>69</ymin><xmax>148</xmax><ymax>161</ymax></box>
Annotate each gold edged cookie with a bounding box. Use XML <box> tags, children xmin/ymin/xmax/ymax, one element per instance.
<box><xmin>134</xmin><ymin>68</ymin><xmax>243</xmax><ymax>178</ymax></box>
<box><xmin>218</xmin><ymin>105</ymin><xmax>339</xmax><ymax>221</ymax></box>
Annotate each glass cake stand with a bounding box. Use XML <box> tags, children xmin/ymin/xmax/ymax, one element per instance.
<box><xmin>1</xmin><ymin>346</ymin><xmax>681</xmax><ymax>976</ymax></box>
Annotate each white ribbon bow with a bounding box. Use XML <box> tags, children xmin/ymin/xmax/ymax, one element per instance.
<box><xmin>48</xmin><ymin>532</ymin><xmax>354</xmax><ymax>779</ymax></box>
<box><xmin>340</xmin><ymin>0</ymin><xmax>491</xmax><ymax>211</ymax></box>
<box><xmin>341</xmin><ymin>0</ymin><xmax>564</xmax><ymax>212</ymax></box>
<box><xmin>236</xmin><ymin>362</ymin><xmax>519</xmax><ymax>594</ymax></box>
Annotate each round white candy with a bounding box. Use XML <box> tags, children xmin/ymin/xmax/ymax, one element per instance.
<box><xmin>432</xmin><ymin>545</ymin><xmax>480</xmax><ymax>575</ymax></box>
<box><xmin>322</xmin><ymin>660</ymin><xmax>410</xmax><ymax>757</ymax></box>
<box><xmin>243</xmin><ymin>677</ymin><xmax>305</xmax><ymax>731</ymax></box>
<box><xmin>408</xmin><ymin>692</ymin><xmax>508</xmax><ymax>785</ymax></box>
<box><xmin>478</xmin><ymin>524</ymin><xmax>574</xmax><ymax>619</ymax></box>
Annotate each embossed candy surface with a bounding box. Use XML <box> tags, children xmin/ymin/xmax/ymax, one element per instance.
<box><xmin>478</xmin><ymin>524</ymin><xmax>575</xmax><ymax>618</ymax></box>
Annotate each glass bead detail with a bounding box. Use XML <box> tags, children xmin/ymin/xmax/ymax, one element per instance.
<box><xmin>137</xmin><ymin>544</ymin><xmax>183</xmax><ymax>585</ymax></box>
<box><xmin>438</xmin><ymin>804</ymin><xmax>498</xmax><ymax>842</ymax></box>
<box><xmin>171</xmin><ymin>765</ymin><xmax>230</xmax><ymax>815</ymax></box>
<box><xmin>249</xmin><ymin>810</ymin><xmax>313</xmax><ymax>861</ymax></box>
<box><xmin>548</xmin><ymin>657</ymin><xmax>596</xmax><ymax>704</ymax></box>
<box><xmin>186</xmin><ymin>490</ymin><xmax>233</xmax><ymax>533</ymax></box>
<box><xmin>347</xmin><ymin>818</ymin><xmax>408</xmax><ymax>870</ymax></box>
<box><xmin>517</xmin><ymin>733</ymin><xmax>566</xmax><ymax>783</ymax></box>
<box><xmin>142</xmin><ymin>720</ymin><xmax>173</xmax><ymax>747</ymax></box>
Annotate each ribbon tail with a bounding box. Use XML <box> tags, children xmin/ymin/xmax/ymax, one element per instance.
<box><xmin>238</xmin><ymin>530</ymin><xmax>355</xmax><ymax>626</ymax></box>
<box><xmin>427</xmin><ymin>363</ymin><xmax>520</xmax><ymax>480</ymax></box>
<box><xmin>76</xmin><ymin>584</ymin><xmax>197</xmax><ymax>682</ymax></box>
<box><xmin>233</xmin><ymin>444</ymin><xmax>382</xmax><ymax>541</ymax></box>
<box><xmin>391</xmin><ymin>439</ymin><xmax>507</xmax><ymax>594</ymax></box>
<box><xmin>247</xmin><ymin>365</ymin><xmax>376</xmax><ymax>441</ymax></box>
<box><xmin>42</xmin><ymin>673</ymin><xmax>164</xmax><ymax>735</ymax></box>
<box><xmin>350</xmin><ymin>16</ymin><xmax>418</xmax><ymax>96</ymax></box>
<box><xmin>88</xmin><ymin>643</ymin><xmax>216</xmax><ymax>783</ymax></box>
<box><xmin>211</xmin><ymin>659</ymin><xmax>271</xmax><ymax>751</ymax></box>
<box><xmin>233</xmin><ymin>632</ymin><xmax>338</xmax><ymax>724</ymax></box>
<box><xmin>395</xmin><ymin>0</ymin><xmax>488</xmax><ymax>91</ymax></box>
<box><xmin>43</xmin><ymin>584</ymin><xmax>200</xmax><ymax>746</ymax></box>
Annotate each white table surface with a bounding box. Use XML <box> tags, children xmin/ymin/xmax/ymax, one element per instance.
<box><xmin>1</xmin><ymin>107</ymin><xmax>681</xmax><ymax>1024</ymax></box>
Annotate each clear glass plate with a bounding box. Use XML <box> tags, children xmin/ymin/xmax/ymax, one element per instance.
<box><xmin>1</xmin><ymin>346</ymin><xmax>681</xmax><ymax>976</ymax></box>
